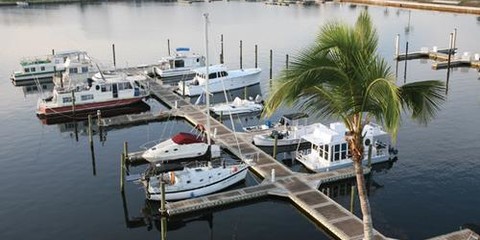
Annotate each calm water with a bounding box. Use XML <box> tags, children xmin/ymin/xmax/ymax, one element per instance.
<box><xmin>1</xmin><ymin>2</ymin><xmax>480</xmax><ymax>239</ymax></box>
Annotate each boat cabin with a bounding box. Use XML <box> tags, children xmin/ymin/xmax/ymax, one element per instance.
<box><xmin>298</xmin><ymin>122</ymin><xmax>391</xmax><ymax>167</ymax></box>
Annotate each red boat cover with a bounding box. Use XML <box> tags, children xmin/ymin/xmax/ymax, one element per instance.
<box><xmin>171</xmin><ymin>132</ymin><xmax>204</xmax><ymax>144</ymax></box>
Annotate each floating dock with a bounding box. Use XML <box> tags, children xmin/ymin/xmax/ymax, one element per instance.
<box><xmin>395</xmin><ymin>47</ymin><xmax>480</xmax><ymax>71</ymax></box>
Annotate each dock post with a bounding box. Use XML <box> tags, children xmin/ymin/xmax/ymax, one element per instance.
<box><xmin>269</xmin><ymin>49</ymin><xmax>273</xmax><ymax>80</ymax></box>
<box><xmin>446</xmin><ymin>32</ymin><xmax>454</xmax><ymax>93</ymax></box>
<box><xmin>52</xmin><ymin>49</ymin><xmax>55</xmax><ymax>55</ymax></box>
<box><xmin>254</xmin><ymin>44</ymin><xmax>258</xmax><ymax>68</ymax></box>
<box><xmin>452</xmin><ymin>28</ymin><xmax>457</xmax><ymax>51</ymax></box>
<box><xmin>240</xmin><ymin>40</ymin><xmax>243</xmax><ymax>70</ymax></box>
<box><xmin>403</xmin><ymin>41</ymin><xmax>409</xmax><ymax>83</ymax></box>
<box><xmin>219</xmin><ymin>111</ymin><xmax>223</xmax><ymax>124</ymax></box>
<box><xmin>167</xmin><ymin>39</ymin><xmax>171</xmax><ymax>56</ymax></box>
<box><xmin>174</xmin><ymin>100</ymin><xmax>178</xmax><ymax>109</ymax></box>
<box><xmin>244</xmin><ymin>85</ymin><xmax>247</xmax><ymax>100</ymax></box>
<box><xmin>161</xmin><ymin>215</ymin><xmax>167</xmax><ymax>240</ymax></box>
<box><xmin>182</xmin><ymin>80</ymin><xmax>186</xmax><ymax>98</ymax></box>
<box><xmin>112</xmin><ymin>43</ymin><xmax>116</xmax><ymax>69</ymax></box>
<box><xmin>97</xmin><ymin>110</ymin><xmax>102</xmax><ymax>126</ymax></box>
<box><xmin>120</xmin><ymin>153</ymin><xmax>125</xmax><ymax>193</ymax></box>
<box><xmin>285</xmin><ymin>54</ymin><xmax>289</xmax><ymax>70</ymax></box>
<box><xmin>160</xmin><ymin>181</ymin><xmax>167</xmax><ymax>215</ymax></box>
<box><xmin>123</xmin><ymin>141</ymin><xmax>129</xmax><ymax>164</ymax></box>
<box><xmin>71</xmin><ymin>90</ymin><xmax>76</xmax><ymax>116</ymax></box>
<box><xmin>395</xmin><ymin>34</ymin><xmax>400</xmax><ymax>59</ymax></box>
<box><xmin>220</xmin><ymin>34</ymin><xmax>224</xmax><ymax>64</ymax></box>
<box><xmin>272</xmin><ymin>133</ymin><xmax>278</xmax><ymax>158</ymax></box>
<box><xmin>367</xmin><ymin>144</ymin><xmax>372</xmax><ymax>168</ymax></box>
<box><xmin>350</xmin><ymin>185</ymin><xmax>356</xmax><ymax>213</ymax></box>
<box><xmin>271</xmin><ymin>168</ymin><xmax>275</xmax><ymax>183</ymax></box>
<box><xmin>88</xmin><ymin>114</ymin><xmax>93</xmax><ymax>146</ymax></box>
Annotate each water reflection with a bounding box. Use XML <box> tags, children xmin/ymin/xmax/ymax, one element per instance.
<box><xmin>319</xmin><ymin>159</ymin><xmax>398</xmax><ymax>199</ymax></box>
<box><xmin>21</xmin><ymin>82</ymin><xmax>54</xmax><ymax>97</ymax></box>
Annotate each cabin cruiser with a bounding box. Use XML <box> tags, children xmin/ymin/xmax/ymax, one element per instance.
<box><xmin>153</xmin><ymin>47</ymin><xmax>206</xmax><ymax>79</ymax></box>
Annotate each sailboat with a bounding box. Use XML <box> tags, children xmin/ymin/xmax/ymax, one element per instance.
<box><xmin>140</xmin><ymin>13</ymin><xmax>248</xmax><ymax>201</ymax></box>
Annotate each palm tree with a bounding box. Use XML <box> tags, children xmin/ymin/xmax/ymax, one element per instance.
<box><xmin>264</xmin><ymin>11</ymin><xmax>445</xmax><ymax>239</ymax></box>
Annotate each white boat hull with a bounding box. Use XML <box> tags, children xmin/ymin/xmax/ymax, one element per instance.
<box><xmin>145</xmin><ymin>165</ymin><xmax>248</xmax><ymax>201</ymax></box>
<box><xmin>142</xmin><ymin>140</ymin><xmax>221</xmax><ymax>163</ymax></box>
<box><xmin>210</xmin><ymin>103</ymin><xmax>263</xmax><ymax>115</ymax></box>
<box><xmin>177</xmin><ymin>68</ymin><xmax>261</xmax><ymax>96</ymax></box>
<box><xmin>253</xmin><ymin>134</ymin><xmax>304</xmax><ymax>147</ymax></box>
<box><xmin>296</xmin><ymin>154</ymin><xmax>391</xmax><ymax>173</ymax></box>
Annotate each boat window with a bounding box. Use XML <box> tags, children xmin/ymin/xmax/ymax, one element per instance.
<box><xmin>101</xmin><ymin>85</ymin><xmax>106</xmax><ymax>92</ymax></box>
<box><xmin>124</xmin><ymin>82</ymin><xmax>132</xmax><ymax>89</ymax></box>
<box><xmin>81</xmin><ymin>94</ymin><xmax>94</xmax><ymax>101</ymax></box>
<box><xmin>30</xmin><ymin>67</ymin><xmax>36</xmax><ymax>72</ymax></box>
<box><xmin>24</xmin><ymin>68</ymin><xmax>30</xmax><ymax>73</ymax></box>
<box><xmin>40</xmin><ymin>66</ymin><xmax>45</xmax><ymax>71</ymax></box>
<box><xmin>70</xmin><ymin>68</ymin><xmax>78</xmax><ymax>73</ymax></box>
<box><xmin>164</xmin><ymin>150</ymin><xmax>169</xmax><ymax>153</ymax></box>
<box><xmin>199</xmin><ymin>179</ymin><xmax>204</xmax><ymax>182</ymax></box>
<box><xmin>174</xmin><ymin>60</ymin><xmax>185</xmax><ymax>68</ymax></box>
<box><xmin>81</xmin><ymin>67</ymin><xmax>89</xmax><ymax>73</ymax></box>
<box><xmin>173</xmin><ymin>149</ymin><xmax>178</xmax><ymax>151</ymax></box>
<box><xmin>118</xmin><ymin>83</ymin><xmax>124</xmax><ymax>90</ymax></box>
<box><xmin>95</xmin><ymin>85</ymin><xmax>100</xmax><ymax>91</ymax></box>
<box><xmin>62</xmin><ymin>97</ymin><xmax>72</xmax><ymax>103</ymax></box>
<box><xmin>196</xmin><ymin>58</ymin><xmax>200</xmax><ymax>62</ymax></box>
<box><xmin>217</xmin><ymin>172</ymin><xmax>221</xmax><ymax>175</ymax></box>
<box><xmin>220</xmin><ymin>71</ymin><xmax>228</xmax><ymax>77</ymax></box>
<box><xmin>186</xmin><ymin>180</ymin><xmax>191</xmax><ymax>184</ymax></box>
<box><xmin>209</xmin><ymin>72</ymin><xmax>217</xmax><ymax>79</ymax></box>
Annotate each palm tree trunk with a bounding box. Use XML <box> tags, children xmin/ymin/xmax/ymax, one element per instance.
<box><xmin>353</xmin><ymin>159</ymin><xmax>374</xmax><ymax>240</ymax></box>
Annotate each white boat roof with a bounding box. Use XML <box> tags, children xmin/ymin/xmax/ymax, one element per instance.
<box><xmin>301</xmin><ymin>122</ymin><xmax>345</xmax><ymax>145</ymax></box>
<box><xmin>55</xmin><ymin>50</ymin><xmax>87</xmax><ymax>56</ymax></box>
<box><xmin>193</xmin><ymin>64</ymin><xmax>228</xmax><ymax>74</ymax></box>
<box><xmin>302</xmin><ymin>122</ymin><xmax>388</xmax><ymax>145</ymax></box>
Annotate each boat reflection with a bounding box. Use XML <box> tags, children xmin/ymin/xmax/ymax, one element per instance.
<box><xmin>318</xmin><ymin>157</ymin><xmax>398</xmax><ymax>199</ymax></box>
<box><xmin>21</xmin><ymin>82</ymin><xmax>54</xmax><ymax>97</ymax></box>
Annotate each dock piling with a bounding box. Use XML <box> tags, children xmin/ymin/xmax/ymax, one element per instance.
<box><xmin>120</xmin><ymin>153</ymin><xmax>125</xmax><ymax>193</ymax></box>
<box><xmin>271</xmin><ymin>168</ymin><xmax>275</xmax><ymax>183</ymax></box>
<box><xmin>71</xmin><ymin>90</ymin><xmax>76</xmax><ymax>116</ymax></box>
<box><xmin>51</xmin><ymin>49</ymin><xmax>55</xmax><ymax>55</ymax></box>
<box><xmin>272</xmin><ymin>133</ymin><xmax>278</xmax><ymax>158</ymax></box>
<box><xmin>395</xmin><ymin>34</ymin><xmax>400</xmax><ymax>58</ymax></box>
<box><xmin>220</xmin><ymin>34</ymin><xmax>224</xmax><ymax>64</ymax></box>
<box><xmin>88</xmin><ymin>114</ymin><xmax>93</xmax><ymax>146</ymax></box>
<box><xmin>286</xmin><ymin>54</ymin><xmax>289</xmax><ymax>70</ymax></box>
<box><xmin>240</xmin><ymin>40</ymin><xmax>243</xmax><ymax>69</ymax></box>
<box><xmin>167</xmin><ymin>39</ymin><xmax>171</xmax><ymax>56</ymax></box>
<box><xmin>446</xmin><ymin>32</ymin><xmax>454</xmax><ymax>93</ymax></box>
<box><xmin>160</xmin><ymin>181</ymin><xmax>167</xmax><ymax>215</ymax></box>
<box><xmin>254</xmin><ymin>44</ymin><xmax>258</xmax><ymax>68</ymax></box>
<box><xmin>404</xmin><ymin>41</ymin><xmax>409</xmax><ymax>83</ymax></box>
<box><xmin>269</xmin><ymin>49</ymin><xmax>273</xmax><ymax>80</ymax></box>
<box><xmin>112</xmin><ymin>43</ymin><xmax>116</xmax><ymax>69</ymax></box>
<box><xmin>452</xmin><ymin>28</ymin><xmax>457</xmax><ymax>51</ymax></box>
<box><xmin>367</xmin><ymin>144</ymin><xmax>372</xmax><ymax>168</ymax></box>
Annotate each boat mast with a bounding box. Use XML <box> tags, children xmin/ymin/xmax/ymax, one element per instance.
<box><xmin>204</xmin><ymin>13</ymin><xmax>211</xmax><ymax>146</ymax></box>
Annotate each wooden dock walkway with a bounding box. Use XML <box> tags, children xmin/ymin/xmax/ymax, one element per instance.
<box><xmin>121</xmin><ymin>78</ymin><xmax>388</xmax><ymax>239</ymax></box>
<box><xmin>427</xmin><ymin>229</ymin><xmax>479</xmax><ymax>240</ymax></box>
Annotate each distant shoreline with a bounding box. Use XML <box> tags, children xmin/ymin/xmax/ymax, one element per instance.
<box><xmin>1</xmin><ymin>0</ymin><xmax>480</xmax><ymax>15</ymax></box>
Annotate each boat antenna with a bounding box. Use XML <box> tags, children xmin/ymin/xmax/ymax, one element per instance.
<box><xmin>204</xmin><ymin>13</ymin><xmax>211</xmax><ymax>146</ymax></box>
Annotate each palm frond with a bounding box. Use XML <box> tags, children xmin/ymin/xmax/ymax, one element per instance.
<box><xmin>399</xmin><ymin>80</ymin><xmax>446</xmax><ymax>125</ymax></box>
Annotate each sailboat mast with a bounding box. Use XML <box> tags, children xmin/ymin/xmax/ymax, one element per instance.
<box><xmin>204</xmin><ymin>13</ymin><xmax>211</xmax><ymax>146</ymax></box>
